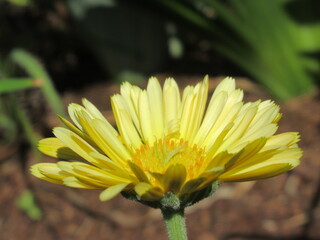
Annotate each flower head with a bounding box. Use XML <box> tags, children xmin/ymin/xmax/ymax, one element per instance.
<box><xmin>31</xmin><ymin>77</ymin><xmax>302</xmax><ymax>204</ymax></box>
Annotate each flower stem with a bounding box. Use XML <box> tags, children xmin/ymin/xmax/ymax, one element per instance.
<box><xmin>161</xmin><ymin>208</ymin><xmax>188</xmax><ymax>240</ymax></box>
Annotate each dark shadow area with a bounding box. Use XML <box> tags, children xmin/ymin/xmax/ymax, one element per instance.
<box><xmin>285</xmin><ymin>0</ymin><xmax>320</xmax><ymax>24</ymax></box>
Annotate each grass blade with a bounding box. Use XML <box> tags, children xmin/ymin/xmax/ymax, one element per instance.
<box><xmin>10</xmin><ymin>49</ymin><xmax>65</xmax><ymax>116</ymax></box>
<box><xmin>0</xmin><ymin>78</ymin><xmax>40</xmax><ymax>94</ymax></box>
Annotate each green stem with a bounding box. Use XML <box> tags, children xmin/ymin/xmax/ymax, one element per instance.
<box><xmin>161</xmin><ymin>208</ymin><xmax>188</xmax><ymax>240</ymax></box>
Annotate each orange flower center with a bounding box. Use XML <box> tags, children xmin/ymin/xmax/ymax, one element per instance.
<box><xmin>131</xmin><ymin>138</ymin><xmax>208</xmax><ymax>180</ymax></box>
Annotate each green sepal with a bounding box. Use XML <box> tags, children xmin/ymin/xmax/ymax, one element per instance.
<box><xmin>122</xmin><ymin>180</ymin><xmax>220</xmax><ymax>210</ymax></box>
<box><xmin>121</xmin><ymin>189</ymin><xmax>162</xmax><ymax>209</ymax></box>
<box><xmin>179</xmin><ymin>181</ymin><xmax>219</xmax><ymax>208</ymax></box>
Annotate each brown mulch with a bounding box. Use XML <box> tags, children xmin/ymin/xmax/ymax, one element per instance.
<box><xmin>1</xmin><ymin>75</ymin><xmax>320</xmax><ymax>240</ymax></box>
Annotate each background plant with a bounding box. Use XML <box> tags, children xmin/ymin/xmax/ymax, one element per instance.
<box><xmin>145</xmin><ymin>0</ymin><xmax>320</xmax><ymax>100</ymax></box>
<box><xmin>0</xmin><ymin>49</ymin><xmax>64</xmax><ymax>151</ymax></box>
<box><xmin>0</xmin><ymin>49</ymin><xmax>64</xmax><ymax>220</ymax></box>
<box><xmin>2</xmin><ymin>0</ymin><xmax>319</xmax><ymax>100</ymax></box>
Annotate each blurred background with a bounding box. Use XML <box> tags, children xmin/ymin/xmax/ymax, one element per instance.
<box><xmin>0</xmin><ymin>0</ymin><xmax>320</xmax><ymax>239</ymax></box>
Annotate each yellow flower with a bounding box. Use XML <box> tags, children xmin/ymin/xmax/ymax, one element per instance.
<box><xmin>31</xmin><ymin>77</ymin><xmax>302</xmax><ymax>202</ymax></box>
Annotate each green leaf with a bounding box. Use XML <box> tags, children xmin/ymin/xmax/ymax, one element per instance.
<box><xmin>11</xmin><ymin>97</ymin><xmax>42</xmax><ymax>158</ymax></box>
<box><xmin>15</xmin><ymin>189</ymin><xmax>42</xmax><ymax>221</ymax></box>
<box><xmin>296</xmin><ymin>24</ymin><xmax>320</xmax><ymax>52</ymax></box>
<box><xmin>7</xmin><ymin>0</ymin><xmax>31</xmax><ymax>7</ymax></box>
<box><xmin>10</xmin><ymin>49</ymin><xmax>65</xmax><ymax>116</ymax></box>
<box><xmin>0</xmin><ymin>78</ymin><xmax>40</xmax><ymax>94</ymax></box>
<box><xmin>156</xmin><ymin>0</ymin><xmax>316</xmax><ymax>100</ymax></box>
<box><xmin>0</xmin><ymin>114</ymin><xmax>17</xmax><ymax>144</ymax></box>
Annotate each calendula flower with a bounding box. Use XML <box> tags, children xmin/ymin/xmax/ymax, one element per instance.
<box><xmin>31</xmin><ymin>77</ymin><xmax>302</xmax><ymax>204</ymax></box>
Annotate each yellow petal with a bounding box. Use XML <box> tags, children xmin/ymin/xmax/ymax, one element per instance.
<box><xmin>68</xmin><ymin>103</ymin><xmax>86</xmax><ymax>130</ymax></box>
<box><xmin>218</xmin><ymin>104</ymin><xmax>258</xmax><ymax>152</ymax></box>
<box><xmin>210</xmin><ymin>77</ymin><xmax>236</xmax><ymax>99</ymax></box>
<box><xmin>82</xmin><ymin>98</ymin><xmax>119</xmax><ymax>137</ymax></box>
<box><xmin>77</xmin><ymin>109</ymin><xmax>130</xmax><ymax>166</ymax></box>
<box><xmin>99</xmin><ymin>183</ymin><xmax>129</xmax><ymax>201</ymax></box>
<box><xmin>57</xmin><ymin>161</ymin><xmax>109</xmax><ymax>188</ymax></box>
<box><xmin>72</xmin><ymin>162</ymin><xmax>132</xmax><ymax>184</ymax></box>
<box><xmin>205</xmin><ymin>151</ymin><xmax>236</xmax><ymax>170</ymax></box>
<box><xmin>63</xmin><ymin>176</ymin><xmax>99</xmax><ymax>189</ymax></box>
<box><xmin>147</xmin><ymin>77</ymin><xmax>164</xmax><ymax>138</ymax></box>
<box><xmin>120</xmin><ymin>82</ymin><xmax>142</xmax><ymax>133</ymax></box>
<box><xmin>111</xmin><ymin>95</ymin><xmax>142</xmax><ymax>150</ymax></box>
<box><xmin>180</xmin><ymin>77</ymin><xmax>208</xmax><ymax>140</ymax></box>
<box><xmin>238</xmin><ymin>124</ymin><xmax>278</xmax><ymax>145</ymax></box>
<box><xmin>179</xmin><ymin>178</ymin><xmax>206</xmax><ymax>195</ymax></box>
<box><xmin>193</xmin><ymin>91</ymin><xmax>228</xmax><ymax>146</ymax></box>
<box><xmin>242</xmin><ymin>101</ymin><xmax>280</xmax><ymax>139</ymax></box>
<box><xmin>264</xmin><ymin>132</ymin><xmax>300</xmax><ymax>150</ymax></box>
<box><xmin>219</xmin><ymin>147</ymin><xmax>302</xmax><ymax>181</ymax></box>
<box><xmin>138</xmin><ymin>90</ymin><xmax>154</xmax><ymax>144</ymax></box>
<box><xmin>163</xmin><ymin>78</ymin><xmax>181</xmax><ymax>136</ymax></box>
<box><xmin>38</xmin><ymin>137</ymin><xmax>84</xmax><ymax>161</ymax></box>
<box><xmin>128</xmin><ymin>161</ymin><xmax>150</xmax><ymax>183</ymax></box>
<box><xmin>219</xmin><ymin>163</ymin><xmax>295</xmax><ymax>182</ymax></box>
<box><xmin>30</xmin><ymin>163</ymin><xmax>64</xmax><ymax>185</ymax></box>
<box><xmin>89</xmin><ymin>152</ymin><xmax>131</xmax><ymax>175</ymax></box>
<box><xmin>227</xmin><ymin>138</ymin><xmax>268</xmax><ymax>168</ymax></box>
<box><xmin>53</xmin><ymin>127</ymin><xmax>108</xmax><ymax>168</ymax></box>
<box><xmin>205</xmin><ymin>122</ymin><xmax>234</xmax><ymax>159</ymax></box>
<box><xmin>134</xmin><ymin>182</ymin><xmax>164</xmax><ymax>201</ymax></box>
<box><xmin>201</xmin><ymin>166</ymin><xmax>225</xmax><ymax>181</ymax></box>
<box><xmin>162</xmin><ymin>164</ymin><xmax>187</xmax><ymax>193</ymax></box>
<box><xmin>179</xmin><ymin>87</ymin><xmax>196</xmax><ymax>139</ymax></box>
<box><xmin>200</xmin><ymin>97</ymin><xmax>243</xmax><ymax>149</ymax></box>
<box><xmin>57</xmin><ymin>115</ymin><xmax>93</xmax><ymax>145</ymax></box>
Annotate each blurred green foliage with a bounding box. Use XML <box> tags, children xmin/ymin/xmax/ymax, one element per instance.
<box><xmin>0</xmin><ymin>0</ymin><xmax>178</xmax><ymax>87</ymax></box>
<box><xmin>68</xmin><ymin>0</ymin><xmax>115</xmax><ymax>19</ymax></box>
<box><xmin>3</xmin><ymin>0</ymin><xmax>30</xmax><ymax>7</ymax></box>
<box><xmin>67</xmin><ymin>0</ymin><xmax>169</xmax><ymax>83</ymax></box>
<box><xmin>11</xmin><ymin>49</ymin><xmax>65</xmax><ymax>115</ymax></box>
<box><xmin>0</xmin><ymin>0</ymin><xmax>319</xmax><ymax>100</ymax></box>
<box><xmin>0</xmin><ymin>49</ymin><xmax>64</xmax><ymax>154</ymax></box>
<box><xmin>0</xmin><ymin>58</ymin><xmax>38</xmax><ymax>149</ymax></box>
<box><xmin>16</xmin><ymin>189</ymin><xmax>42</xmax><ymax>220</ymax></box>
<box><xmin>0</xmin><ymin>78</ymin><xmax>39</xmax><ymax>94</ymax></box>
<box><xmin>150</xmin><ymin>0</ymin><xmax>319</xmax><ymax>100</ymax></box>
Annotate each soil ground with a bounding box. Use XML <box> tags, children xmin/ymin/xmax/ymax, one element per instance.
<box><xmin>1</xmin><ymin>75</ymin><xmax>320</xmax><ymax>240</ymax></box>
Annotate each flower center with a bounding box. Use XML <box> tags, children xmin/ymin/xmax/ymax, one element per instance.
<box><xmin>131</xmin><ymin>137</ymin><xmax>208</xmax><ymax>179</ymax></box>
